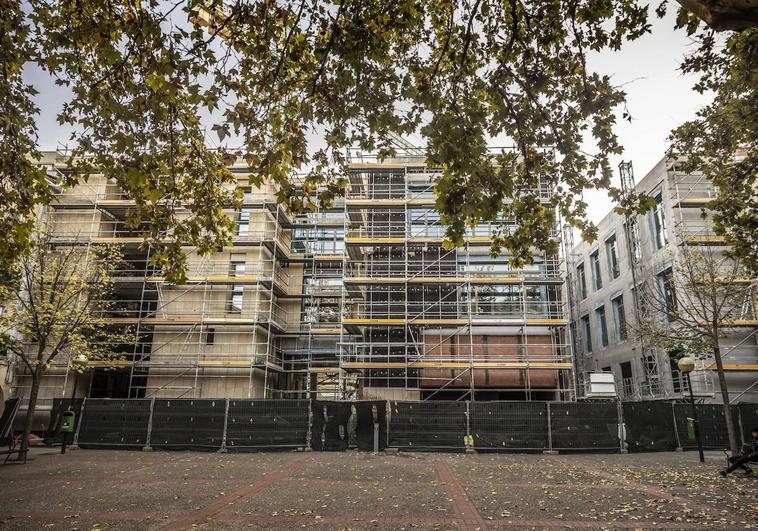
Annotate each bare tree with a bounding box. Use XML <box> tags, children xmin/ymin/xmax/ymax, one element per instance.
<box><xmin>633</xmin><ymin>233</ymin><xmax>756</xmax><ymax>455</ymax></box>
<box><xmin>0</xmin><ymin>230</ymin><xmax>130</xmax><ymax>459</ymax></box>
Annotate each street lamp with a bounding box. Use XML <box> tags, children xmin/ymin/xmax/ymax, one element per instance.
<box><xmin>678</xmin><ymin>356</ymin><xmax>704</xmax><ymax>463</ymax></box>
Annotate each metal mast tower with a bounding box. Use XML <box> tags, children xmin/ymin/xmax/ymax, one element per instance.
<box><xmin>618</xmin><ymin>161</ymin><xmax>659</xmax><ymax>396</ymax></box>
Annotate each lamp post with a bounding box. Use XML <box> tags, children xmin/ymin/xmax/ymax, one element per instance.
<box><xmin>678</xmin><ymin>356</ymin><xmax>704</xmax><ymax>463</ymax></box>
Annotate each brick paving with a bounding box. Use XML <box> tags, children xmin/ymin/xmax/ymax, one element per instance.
<box><xmin>0</xmin><ymin>448</ymin><xmax>756</xmax><ymax>530</ymax></box>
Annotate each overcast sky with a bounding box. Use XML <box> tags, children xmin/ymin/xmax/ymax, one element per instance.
<box><xmin>582</xmin><ymin>11</ymin><xmax>712</xmax><ymax>223</ymax></box>
<box><xmin>27</xmin><ymin>9</ymin><xmax>711</xmax><ymax>225</ymax></box>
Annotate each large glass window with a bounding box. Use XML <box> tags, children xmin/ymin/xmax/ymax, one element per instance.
<box><xmin>462</xmin><ymin>285</ymin><xmax>546</xmax><ymax>318</ymax></box>
<box><xmin>657</xmin><ymin>267</ymin><xmax>677</xmax><ymax>321</ymax></box>
<box><xmin>230</xmin><ymin>260</ymin><xmax>246</xmax><ymax>277</ymax></box>
<box><xmin>292</xmin><ymin>228</ymin><xmax>345</xmax><ymax>254</ymax></box>
<box><xmin>605</xmin><ymin>235</ymin><xmax>620</xmax><ymax>279</ymax></box>
<box><xmin>595</xmin><ymin>305</ymin><xmax>609</xmax><ymax>348</ymax></box>
<box><xmin>237</xmin><ymin>208</ymin><xmax>251</xmax><ymax>236</ymax></box>
<box><xmin>590</xmin><ymin>251</ymin><xmax>602</xmax><ymax>290</ymax></box>
<box><xmin>577</xmin><ymin>263</ymin><xmax>587</xmax><ymax>299</ymax></box>
<box><xmin>612</xmin><ymin>295</ymin><xmax>627</xmax><ymax>342</ymax></box>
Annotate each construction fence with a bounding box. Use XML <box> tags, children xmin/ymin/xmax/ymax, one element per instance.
<box><xmin>45</xmin><ymin>398</ymin><xmax>758</xmax><ymax>453</ymax></box>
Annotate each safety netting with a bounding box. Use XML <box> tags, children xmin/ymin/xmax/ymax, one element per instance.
<box><xmin>77</xmin><ymin>398</ymin><xmax>151</xmax><ymax>449</ymax></box>
<box><xmin>353</xmin><ymin>400</ymin><xmax>387</xmax><ymax>451</ymax></box>
<box><xmin>672</xmin><ymin>403</ymin><xmax>731</xmax><ymax>450</ymax></box>
<box><xmin>549</xmin><ymin>401</ymin><xmax>619</xmax><ymax>451</ymax></box>
<box><xmin>309</xmin><ymin>400</ymin><xmax>351</xmax><ymax>451</ymax></box>
<box><xmin>623</xmin><ymin>401</ymin><xmax>677</xmax><ymax>452</ymax></box>
<box><xmin>387</xmin><ymin>400</ymin><xmax>467</xmax><ymax>450</ymax></box>
<box><xmin>226</xmin><ymin>399</ymin><xmax>308</xmax><ymax>451</ymax></box>
<box><xmin>150</xmin><ymin>399</ymin><xmax>225</xmax><ymax>451</ymax></box>
<box><xmin>469</xmin><ymin>401</ymin><xmax>548</xmax><ymax>451</ymax></box>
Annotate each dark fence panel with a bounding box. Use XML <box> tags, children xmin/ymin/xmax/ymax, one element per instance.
<box><xmin>623</xmin><ymin>401</ymin><xmax>677</xmax><ymax>452</ymax></box>
<box><xmin>738</xmin><ymin>403</ymin><xmax>758</xmax><ymax>446</ymax></box>
<box><xmin>310</xmin><ymin>400</ymin><xmax>351</xmax><ymax>451</ymax></box>
<box><xmin>550</xmin><ymin>402</ymin><xmax>619</xmax><ymax>451</ymax></box>
<box><xmin>150</xmin><ymin>399</ymin><xmax>225</xmax><ymax>451</ymax></box>
<box><xmin>673</xmin><ymin>403</ymin><xmax>730</xmax><ymax>450</ymax></box>
<box><xmin>45</xmin><ymin>398</ymin><xmax>85</xmax><ymax>445</ymax></box>
<box><xmin>77</xmin><ymin>399</ymin><xmax>151</xmax><ymax>449</ymax></box>
<box><xmin>354</xmin><ymin>401</ymin><xmax>387</xmax><ymax>451</ymax></box>
<box><xmin>470</xmin><ymin>401</ymin><xmax>548</xmax><ymax>451</ymax></box>
<box><xmin>387</xmin><ymin>400</ymin><xmax>466</xmax><ymax>451</ymax></box>
<box><xmin>227</xmin><ymin>399</ymin><xmax>308</xmax><ymax>451</ymax></box>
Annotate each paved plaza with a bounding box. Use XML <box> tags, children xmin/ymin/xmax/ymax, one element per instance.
<box><xmin>1</xmin><ymin>449</ymin><xmax>756</xmax><ymax>530</ymax></box>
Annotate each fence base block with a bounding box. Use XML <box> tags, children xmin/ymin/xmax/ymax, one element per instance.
<box><xmin>142</xmin><ymin>446</ymin><xmax>153</xmax><ymax>452</ymax></box>
<box><xmin>675</xmin><ymin>447</ymin><xmax>683</xmax><ymax>452</ymax></box>
<box><xmin>620</xmin><ymin>449</ymin><xmax>628</xmax><ymax>454</ymax></box>
<box><xmin>385</xmin><ymin>447</ymin><xmax>399</xmax><ymax>454</ymax></box>
<box><xmin>542</xmin><ymin>450</ymin><xmax>559</xmax><ymax>455</ymax></box>
<box><xmin>216</xmin><ymin>447</ymin><xmax>227</xmax><ymax>454</ymax></box>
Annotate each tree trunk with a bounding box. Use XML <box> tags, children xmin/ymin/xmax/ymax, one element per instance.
<box><xmin>18</xmin><ymin>371</ymin><xmax>41</xmax><ymax>461</ymax></box>
<box><xmin>712</xmin><ymin>343</ymin><xmax>740</xmax><ymax>455</ymax></box>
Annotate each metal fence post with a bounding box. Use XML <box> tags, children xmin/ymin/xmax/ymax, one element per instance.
<box><xmin>143</xmin><ymin>398</ymin><xmax>155</xmax><ymax>451</ymax></box>
<box><xmin>617</xmin><ymin>401</ymin><xmax>627</xmax><ymax>453</ymax></box>
<box><xmin>671</xmin><ymin>402</ymin><xmax>682</xmax><ymax>451</ymax></box>
<box><xmin>71</xmin><ymin>397</ymin><xmax>87</xmax><ymax>447</ymax></box>
<box><xmin>142</xmin><ymin>398</ymin><xmax>155</xmax><ymax>452</ymax></box>
<box><xmin>218</xmin><ymin>398</ymin><xmax>230</xmax><ymax>453</ymax></box>
<box><xmin>544</xmin><ymin>401</ymin><xmax>556</xmax><ymax>454</ymax></box>
<box><xmin>465</xmin><ymin>400</ymin><xmax>475</xmax><ymax>453</ymax></box>
<box><xmin>385</xmin><ymin>400</ymin><xmax>391</xmax><ymax>448</ymax></box>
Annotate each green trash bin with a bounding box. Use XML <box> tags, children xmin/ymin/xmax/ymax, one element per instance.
<box><xmin>60</xmin><ymin>411</ymin><xmax>76</xmax><ymax>454</ymax></box>
<box><xmin>686</xmin><ymin>417</ymin><xmax>696</xmax><ymax>440</ymax></box>
<box><xmin>60</xmin><ymin>411</ymin><xmax>76</xmax><ymax>433</ymax></box>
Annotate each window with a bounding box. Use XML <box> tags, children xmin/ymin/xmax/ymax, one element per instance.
<box><xmin>595</xmin><ymin>305</ymin><xmax>609</xmax><ymax>348</ymax></box>
<box><xmin>581</xmin><ymin>315</ymin><xmax>592</xmax><ymax>353</ymax></box>
<box><xmin>205</xmin><ymin>328</ymin><xmax>215</xmax><ymax>345</ymax></box>
<box><xmin>657</xmin><ymin>268</ymin><xmax>677</xmax><ymax>321</ymax></box>
<box><xmin>577</xmin><ymin>263</ymin><xmax>587</xmax><ymax>299</ymax></box>
<box><xmin>620</xmin><ymin>361</ymin><xmax>634</xmax><ymax>397</ymax></box>
<box><xmin>612</xmin><ymin>295</ymin><xmax>627</xmax><ymax>342</ymax></box>
<box><xmin>228</xmin><ymin>285</ymin><xmax>244</xmax><ymax>313</ymax></box>
<box><xmin>605</xmin><ymin>235</ymin><xmax>620</xmax><ymax>279</ymax></box>
<box><xmin>590</xmin><ymin>251</ymin><xmax>602</xmax><ymax>290</ymax></box>
<box><xmin>230</xmin><ymin>259</ymin><xmax>246</xmax><ymax>277</ymax></box>
<box><xmin>237</xmin><ymin>208</ymin><xmax>251</xmax><ymax>235</ymax></box>
<box><xmin>649</xmin><ymin>192</ymin><xmax>668</xmax><ymax>250</ymax></box>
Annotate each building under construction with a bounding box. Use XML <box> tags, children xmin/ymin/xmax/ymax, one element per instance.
<box><xmin>569</xmin><ymin>157</ymin><xmax>758</xmax><ymax>403</ymax></box>
<box><xmin>9</xmin><ymin>149</ymin><xmax>575</xmax><ymax>405</ymax></box>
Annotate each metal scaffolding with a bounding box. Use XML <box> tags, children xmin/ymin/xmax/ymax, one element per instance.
<box><xmin>15</xmin><ymin>150</ymin><xmax>576</xmax><ymax>403</ymax></box>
